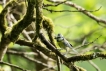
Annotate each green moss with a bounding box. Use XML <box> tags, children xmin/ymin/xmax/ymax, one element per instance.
<box><xmin>43</xmin><ymin>16</ymin><xmax>55</xmax><ymax>45</ymax></box>
<box><xmin>43</xmin><ymin>16</ymin><xmax>54</xmax><ymax>33</ymax></box>
<box><xmin>9</xmin><ymin>1</ymin><xmax>35</xmax><ymax>42</ymax></box>
<box><xmin>0</xmin><ymin>0</ymin><xmax>17</xmax><ymax>35</ymax></box>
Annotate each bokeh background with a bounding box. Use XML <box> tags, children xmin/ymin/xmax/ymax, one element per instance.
<box><xmin>44</xmin><ymin>0</ymin><xmax>106</xmax><ymax>71</ymax></box>
<box><xmin>1</xmin><ymin>0</ymin><xmax>106</xmax><ymax>71</ymax></box>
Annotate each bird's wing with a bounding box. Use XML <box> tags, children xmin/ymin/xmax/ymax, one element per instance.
<box><xmin>64</xmin><ymin>39</ymin><xmax>78</xmax><ymax>53</ymax></box>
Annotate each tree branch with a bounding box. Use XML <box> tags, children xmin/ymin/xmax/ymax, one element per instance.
<box><xmin>39</xmin><ymin>33</ymin><xmax>67</xmax><ymax>62</ymax></box>
<box><xmin>0</xmin><ymin>61</ymin><xmax>28</xmax><ymax>71</ymax></box>
<box><xmin>10</xmin><ymin>1</ymin><xmax>35</xmax><ymax>42</ymax></box>
<box><xmin>48</xmin><ymin>0</ymin><xmax>106</xmax><ymax>25</ymax></box>
<box><xmin>33</xmin><ymin>0</ymin><xmax>44</xmax><ymax>41</ymax></box>
<box><xmin>16</xmin><ymin>39</ymin><xmax>57</xmax><ymax>59</ymax></box>
<box><xmin>88</xmin><ymin>60</ymin><xmax>101</xmax><ymax>71</ymax></box>
<box><xmin>0</xmin><ymin>0</ymin><xmax>16</xmax><ymax>34</ymax></box>
<box><xmin>6</xmin><ymin>50</ymin><xmax>55</xmax><ymax>70</ymax></box>
<box><xmin>0</xmin><ymin>0</ymin><xmax>35</xmax><ymax>61</ymax></box>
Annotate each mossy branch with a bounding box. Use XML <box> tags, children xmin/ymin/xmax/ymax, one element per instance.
<box><xmin>43</xmin><ymin>16</ymin><xmax>55</xmax><ymax>45</ymax></box>
<box><xmin>0</xmin><ymin>0</ymin><xmax>16</xmax><ymax>35</ymax></box>
<box><xmin>0</xmin><ymin>0</ymin><xmax>18</xmax><ymax>61</ymax></box>
<box><xmin>0</xmin><ymin>1</ymin><xmax>35</xmax><ymax>61</ymax></box>
<box><xmin>33</xmin><ymin>0</ymin><xmax>43</xmax><ymax>41</ymax></box>
<box><xmin>16</xmin><ymin>39</ymin><xmax>57</xmax><ymax>59</ymax></box>
<box><xmin>9</xmin><ymin>0</ymin><xmax>35</xmax><ymax>42</ymax></box>
<box><xmin>67</xmin><ymin>52</ymin><xmax>106</xmax><ymax>62</ymax></box>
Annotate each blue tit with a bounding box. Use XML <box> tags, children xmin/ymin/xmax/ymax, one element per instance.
<box><xmin>55</xmin><ymin>33</ymin><xmax>78</xmax><ymax>54</ymax></box>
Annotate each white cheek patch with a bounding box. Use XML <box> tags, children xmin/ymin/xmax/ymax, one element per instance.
<box><xmin>58</xmin><ymin>38</ymin><xmax>64</xmax><ymax>41</ymax></box>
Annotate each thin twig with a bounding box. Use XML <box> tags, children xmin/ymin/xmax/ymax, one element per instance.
<box><xmin>0</xmin><ymin>61</ymin><xmax>29</xmax><ymax>71</ymax></box>
<box><xmin>43</xmin><ymin>7</ymin><xmax>101</xmax><ymax>13</ymax></box>
<box><xmin>7</xmin><ymin>50</ymin><xmax>38</xmax><ymax>56</ymax></box>
<box><xmin>75</xmin><ymin>35</ymin><xmax>102</xmax><ymax>49</ymax></box>
<box><xmin>56</xmin><ymin>56</ymin><xmax>61</xmax><ymax>71</ymax></box>
<box><xmin>23</xmin><ymin>55</ymin><xmax>55</xmax><ymax>70</ymax></box>
<box><xmin>7</xmin><ymin>50</ymin><xmax>55</xmax><ymax>70</ymax></box>
<box><xmin>88</xmin><ymin>60</ymin><xmax>101</xmax><ymax>71</ymax></box>
<box><xmin>43</xmin><ymin>1</ymin><xmax>66</xmax><ymax>7</ymax></box>
<box><xmin>48</xmin><ymin>0</ymin><xmax>106</xmax><ymax>25</ymax></box>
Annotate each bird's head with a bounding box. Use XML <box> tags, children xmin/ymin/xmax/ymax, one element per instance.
<box><xmin>55</xmin><ymin>34</ymin><xmax>64</xmax><ymax>42</ymax></box>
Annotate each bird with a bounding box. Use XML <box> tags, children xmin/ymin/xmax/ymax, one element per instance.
<box><xmin>55</xmin><ymin>33</ymin><xmax>78</xmax><ymax>54</ymax></box>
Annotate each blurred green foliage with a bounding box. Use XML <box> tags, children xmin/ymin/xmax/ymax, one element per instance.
<box><xmin>43</xmin><ymin>0</ymin><xmax>106</xmax><ymax>71</ymax></box>
<box><xmin>1</xmin><ymin>0</ymin><xmax>106</xmax><ymax>71</ymax></box>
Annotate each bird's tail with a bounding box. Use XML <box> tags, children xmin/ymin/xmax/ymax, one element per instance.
<box><xmin>72</xmin><ymin>48</ymin><xmax>78</xmax><ymax>54</ymax></box>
